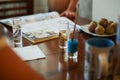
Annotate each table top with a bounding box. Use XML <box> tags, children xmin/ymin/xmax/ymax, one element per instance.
<box><xmin>2</xmin><ymin>17</ymin><xmax>116</xmax><ymax>80</ymax></box>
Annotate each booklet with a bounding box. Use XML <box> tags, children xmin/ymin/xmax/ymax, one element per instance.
<box><xmin>0</xmin><ymin>11</ymin><xmax>60</xmax><ymax>27</ymax></box>
<box><xmin>0</xmin><ymin>11</ymin><xmax>80</xmax><ymax>43</ymax></box>
<box><xmin>22</xmin><ymin>17</ymin><xmax>80</xmax><ymax>43</ymax></box>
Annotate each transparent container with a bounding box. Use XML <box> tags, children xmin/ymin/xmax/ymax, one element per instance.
<box><xmin>113</xmin><ymin>16</ymin><xmax>120</xmax><ymax>80</ymax></box>
<box><xmin>12</xmin><ymin>18</ymin><xmax>22</xmax><ymax>47</ymax></box>
<box><xmin>67</xmin><ymin>32</ymin><xmax>78</xmax><ymax>59</ymax></box>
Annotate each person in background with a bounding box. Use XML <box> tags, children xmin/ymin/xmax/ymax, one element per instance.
<box><xmin>48</xmin><ymin>0</ymin><xmax>78</xmax><ymax>19</ymax></box>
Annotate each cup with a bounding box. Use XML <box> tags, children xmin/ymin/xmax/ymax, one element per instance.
<box><xmin>12</xmin><ymin>18</ymin><xmax>22</xmax><ymax>47</ymax></box>
<box><xmin>113</xmin><ymin>16</ymin><xmax>120</xmax><ymax>80</ymax></box>
<box><xmin>84</xmin><ymin>38</ymin><xmax>114</xmax><ymax>80</ymax></box>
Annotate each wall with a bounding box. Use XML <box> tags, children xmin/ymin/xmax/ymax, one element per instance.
<box><xmin>92</xmin><ymin>0</ymin><xmax>120</xmax><ymax>22</ymax></box>
<box><xmin>34</xmin><ymin>0</ymin><xmax>48</xmax><ymax>13</ymax></box>
<box><xmin>78</xmin><ymin>0</ymin><xmax>92</xmax><ymax>19</ymax></box>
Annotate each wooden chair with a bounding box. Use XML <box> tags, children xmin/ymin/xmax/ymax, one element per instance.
<box><xmin>0</xmin><ymin>0</ymin><xmax>34</xmax><ymax>19</ymax></box>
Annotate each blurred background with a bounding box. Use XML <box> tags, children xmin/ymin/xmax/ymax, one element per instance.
<box><xmin>0</xmin><ymin>0</ymin><xmax>120</xmax><ymax>21</ymax></box>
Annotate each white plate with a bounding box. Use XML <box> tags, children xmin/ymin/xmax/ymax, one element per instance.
<box><xmin>80</xmin><ymin>24</ymin><xmax>116</xmax><ymax>37</ymax></box>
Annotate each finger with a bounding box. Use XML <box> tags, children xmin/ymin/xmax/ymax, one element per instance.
<box><xmin>68</xmin><ymin>13</ymin><xmax>74</xmax><ymax>18</ymax></box>
<box><xmin>60</xmin><ymin>13</ymin><xmax>64</xmax><ymax>16</ymax></box>
<box><xmin>65</xmin><ymin>12</ymin><xmax>69</xmax><ymax>17</ymax></box>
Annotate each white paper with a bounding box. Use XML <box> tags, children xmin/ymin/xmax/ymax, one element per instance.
<box><xmin>12</xmin><ymin>45</ymin><xmax>46</xmax><ymax>61</ymax></box>
<box><xmin>22</xmin><ymin>17</ymin><xmax>81</xmax><ymax>34</ymax></box>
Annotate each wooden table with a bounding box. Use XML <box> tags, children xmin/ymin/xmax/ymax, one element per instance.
<box><xmin>2</xmin><ymin>17</ymin><xmax>116</xmax><ymax>80</ymax></box>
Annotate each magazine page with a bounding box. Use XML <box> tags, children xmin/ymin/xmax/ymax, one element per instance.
<box><xmin>22</xmin><ymin>17</ymin><xmax>80</xmax><ymax>43</ymax></box>
<box><xmin>0</xmin><ymin>11</ymin><xmax>60</xmax><ymax>27</ymax></box>
<box><xmin>21</xmin><ymin>11</ymin><xmax>60</xmax><ymax>24</ymax></box>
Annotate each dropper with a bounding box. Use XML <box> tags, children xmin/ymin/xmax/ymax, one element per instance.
<box><xmin>72</xmin><ymin>4</ymin><xmax>79</xmax><ymax>40</ymax></box>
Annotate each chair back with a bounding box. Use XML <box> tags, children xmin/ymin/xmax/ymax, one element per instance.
<box><xmin>0</xmin><ymin>0</ymin><xmax>34</xmax><ymax>19</ymax></box>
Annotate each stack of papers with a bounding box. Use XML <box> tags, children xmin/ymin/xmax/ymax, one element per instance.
<box><xmin>12</xmin><ymin>45</ymin><xmax>46</xmax><ymax>61</ymax></box>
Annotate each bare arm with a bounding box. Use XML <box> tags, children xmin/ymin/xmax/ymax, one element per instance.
<box><xmin>67</xmin><ymin>0</ymin><xmax>78</xmax><ymax>11</ymax></box>
<box><xmin>60</xmin><ymin>0</ymin><xmax>78</xmax><ymax>19</ymax></box>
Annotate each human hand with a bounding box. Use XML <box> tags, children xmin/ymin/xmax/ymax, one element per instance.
<box><xmin>60</xmin><ymin>10</ymin><xmax>76</xmax><ymax>19</ymax></box>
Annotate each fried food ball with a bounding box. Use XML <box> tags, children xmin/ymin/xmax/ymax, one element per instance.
<box><xmin>88</xmin><ymin>21</ymin><xmax>97</xmax><ymax>33</ymax></box>
<box><xmin>99</xmin><ymin>18</ymin><xmax>108</xmax><ymax>28</ymax></box>
<box><xmin>95</xmin><ymin>24</ymin><xmax>105</xmax><ymax>35</ymax></box>
<box><xmin>108</xmin><ymin>20</ymin><xmax>114</xmax><ymax>26</ymax></box>
<box><xmin>111</xmin><ymin>22</ymin><xmax>118</xmax><ymax>32</ymax></box>
<box><xmin>106</xmin><ymin>22</ymin><xmax>118</xmax><ymax>34</ymax></box>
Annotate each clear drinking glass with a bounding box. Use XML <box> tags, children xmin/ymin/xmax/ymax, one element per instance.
<box><xmin>67</xmin><ymin>32</ymin><xmax>78</xmax><ymax>59</ymax></box>
<box><xmin>59</xmin><ymin>21</ymin><xmax>70</xmax><ymax>49</ymax></box>
<box><xmin>58</xmin><ymin>20</ymin><xmax>78</xmax><ymax>59</ymax></box>
<box><xmin>84</xmin><ymin>38</ymin><xmax>114</xmax><ymax>80</ymax></box>
<box><xmin>113</xmin><ymin>16</ymin><xmax>120</xmax><ymax>80</ymax></box>
<box><xmin>12</xmin><ymin>18</ymin><xmax>22</xmax><ymax>47</ymax></box>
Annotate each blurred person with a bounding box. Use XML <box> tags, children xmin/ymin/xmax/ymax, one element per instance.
<box><xmin>48</xmin><ymin>0</ymin><xmax>78</xmax><ymax>19</ymax></box>
<box><xmin>0</xmin><ymin>25</ymin><xmax>44</xmax><ymax>80</ymax></box>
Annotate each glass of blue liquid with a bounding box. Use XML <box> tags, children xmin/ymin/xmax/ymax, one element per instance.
<box><xmin>67</xmin><ymin>33</ymin><xmax>78</xmax><ymax>58</ymax></box>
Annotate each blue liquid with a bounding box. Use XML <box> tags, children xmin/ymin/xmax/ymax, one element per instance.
<box><xmin>67</xmin><ymin>39</ymin><xmax>78</xmax><ymax>53</ymax></box>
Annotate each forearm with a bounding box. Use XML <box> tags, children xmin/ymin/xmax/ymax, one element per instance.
<box><xmin>67</xmin><ymin>0</ymin><xmax>78</xmax><ymax>11</ymax></box>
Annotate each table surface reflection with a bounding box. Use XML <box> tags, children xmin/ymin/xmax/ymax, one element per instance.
<box><xmin>3</xmin><ymin>17</ymin><xmax>116</xmax><ymax>80</ymax></box>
